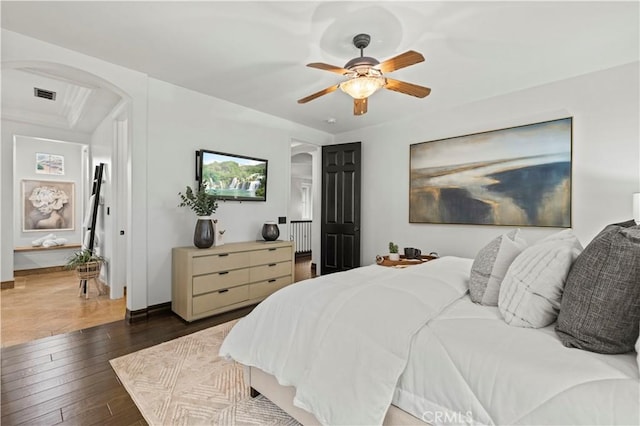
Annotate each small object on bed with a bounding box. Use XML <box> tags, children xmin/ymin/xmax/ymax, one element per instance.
<box><xmin>376</xmin><ymin>254</ymin><xmax>436</xmax><ymax>267</ymax></box>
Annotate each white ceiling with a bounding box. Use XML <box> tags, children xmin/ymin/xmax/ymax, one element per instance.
<box><xmin>2</xmin><ymin>1</ymin><xmax>638</xmax><ymax>135</ymax></box>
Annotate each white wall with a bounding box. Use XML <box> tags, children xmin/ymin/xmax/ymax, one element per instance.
<box><xmin>335</xmin><ymin>62</ymin><xmax>640</xmax><ymax>264</ymax></box>
<box><xmin>145</xmin><ymin>78</ymin><xmax>332</xmax><ymax>305</ymax></box>
<box><xmin>90</xmin><ymin>115</ymin><xmax>114</xmax><ymax>286</ymax></box>
<box><xmin>12</xmin><ymin>136</ymin><xmax>86</xmax><ymax>269</ymax></box>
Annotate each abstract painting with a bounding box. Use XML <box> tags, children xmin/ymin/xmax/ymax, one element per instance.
<box><xmin>22</xmin><ymin>180</ymin><xmax>75</xmax><ymax>232</ymax></box>
<box><xmin>410</xmin><ymin>117</ymin><xmax>572</xmax><ymax>227</ymax></box>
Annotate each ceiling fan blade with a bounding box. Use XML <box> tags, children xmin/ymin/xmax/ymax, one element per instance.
<box><xmin>307</xmin><ymin>62</ymin><xmax>351</xmax><ymax>75</ymax></box>
<box><xmin>384</xmin><ymin>78</ymin><xmax>431</xmax><ymax>98</ymax></box>
<box><xmin>297</xmin><ymin>84</ymin><xmax>340</xmax><ymax>104</ymax></box>
<box><xmin>354</xmin><ymin>98</ymin><xmax>368</xmax><ymax>115</ymax></box>
<box><xmin>377</xmin><ymin>51</ymin><xmax>425</xmax><ymax>74</ymax></box>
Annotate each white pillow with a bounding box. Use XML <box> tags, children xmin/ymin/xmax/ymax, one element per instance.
<box><xmin>469</xmin><ymin>229</ymin><xmax>528</xmax><ymax>306</ymax></box>
<box><xmin>498</xmin><ymin>229</ymin><xmax>583</xmax><ymax>328</ymax></box>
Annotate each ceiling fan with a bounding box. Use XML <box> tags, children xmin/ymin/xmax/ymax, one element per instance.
<box><xmin>297</xmin><ymin>33</ymin><xmax>431</xmax><ymax>116</ymax></box>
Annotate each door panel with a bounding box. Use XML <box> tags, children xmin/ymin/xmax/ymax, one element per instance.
<box><xmin>321</xmin><ymin>142</ymin><xmax>361</xmax><ymax>275</ymax></box>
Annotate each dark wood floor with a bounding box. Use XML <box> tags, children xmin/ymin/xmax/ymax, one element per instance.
<box><xmin>1</xmin><ymin>255</ymin><xmax>315</xmax><ymax>425</ymax></box>
<box><xmin>1</xmin><ymin>305</ymin><xmax>254</xmax><ymax>425</ymax></box>
<box><xmin>0</xmin><ymin>256</ymin><xmax>315</xmax><ymax>426</ymax></box>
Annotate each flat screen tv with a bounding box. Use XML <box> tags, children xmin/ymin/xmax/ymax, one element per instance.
<box><xmin>195</xmin><ymin>149</ymin><xmax>267</xmax><ymax>201</ymax></box>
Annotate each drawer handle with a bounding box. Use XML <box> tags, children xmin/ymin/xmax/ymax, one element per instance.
<box><xmin>219</xmin><ymin>271</ymin><xmax>229</xmax><ymax>275</ymax></box>
<box><xmin>218</xmin><ymin>289</ymin><xmax>229</xmax><ymax>293</ymax></box>
<box><xmin>268</xmin><ymin>263</ymin><xmax>277</xmax><ymax>267</ymax></box>
<box><xmin>268</xmin><ymin>248</ymin><xmax>277</xmax><ymax>251</ymax></box>
<box><xmin>268</xmin><ymin>279</ymin><xmax>277</xmax><ymax>283</ymax></box>
<box><xmin>218</xmin><ymin>253</ymin><xmax>229</xmax><ymax>257</ymax></box>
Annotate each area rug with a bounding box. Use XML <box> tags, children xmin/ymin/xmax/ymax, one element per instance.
<box><xmin>110</xmin><ymin>320</ymin><xmax>299</xmax><ymax>425</ymax></box>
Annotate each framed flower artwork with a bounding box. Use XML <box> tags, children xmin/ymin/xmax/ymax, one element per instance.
<box><xmin>22</xmin><ymin>180</ymin><xmax>75</xmax><ymax>232</ymax></box>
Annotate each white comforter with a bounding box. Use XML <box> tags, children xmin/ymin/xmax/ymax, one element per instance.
<box><xmin>219</xmin><ymin>256</ymin><xmax>472</xmax><ymax>425</ymax></box>
<box><xmin>395</xmin><ymin>296</ymin><xmax>640</xmax><ymax>426</ymax></box>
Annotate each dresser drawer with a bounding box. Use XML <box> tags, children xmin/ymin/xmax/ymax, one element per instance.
<box><xmin>250</xmin><ymin>246</ymin><xmax>291</xmax><ymax>266</ymax></box>
<box><xmin>250</xmin><ymin>261</ymin><xmax>292</xmax><ymax>282</ymax></box>
<box><xmin>249</xmin><ymin>276</ymin><xmax>293</xmax><ymax>300</ymax></box>
<box><xmin>192</xmin><ymin>285</ymin><xmax>249</xmax><ymax>315</ymax></box>
<box><xmin>192</xmin><ymin>252</ymin><xmax>249</xmax><ymax>275</ymax></box>
<box><xmin>192</xmin><ymin>269</ymin><xmax>249</xmax><ymax>295</ymax></box>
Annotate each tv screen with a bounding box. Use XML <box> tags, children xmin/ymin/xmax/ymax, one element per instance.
<box><xmin>196</xmin><ymin>149</ymin><xmax>267</xmax><ymax>201</ymax></box>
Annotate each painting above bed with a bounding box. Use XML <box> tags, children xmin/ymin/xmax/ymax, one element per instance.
<box><xmin>410</xmin><ymin>117</ymin><xmax>572</xmax><ymax>227</ymax></box>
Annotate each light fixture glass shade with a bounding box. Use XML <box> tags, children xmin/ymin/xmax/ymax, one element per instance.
<box><xmin>633</xmin><ymin>192</ymin><xmax>640</xmax><ymax>224</ymax></box>
<box><xmin>340</xmin><ymin>76</ymin><xmax>385</xmax><ymax>99</ymax></box>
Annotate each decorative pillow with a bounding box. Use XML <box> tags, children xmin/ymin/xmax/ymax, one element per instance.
<box><xmin>498</xmin><ymin>229</ymin><xmax>583</xmax><ymax>328</ymax></box>
<box><xmin>469</xmin><ymin>229</ymin><xmax>527</xmax><ymax>306</ymax></box>
<box><xmin>555</xmin><ymin>221</ymin><xmax>640</xmax><ymax>354</ymax></box>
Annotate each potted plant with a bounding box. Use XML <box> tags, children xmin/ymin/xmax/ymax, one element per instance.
<box><xmin>388</xmin><ymin>241</ymin><xmax>400</xmax><ymax>261</ymax></box>
<box><xmin>178</xmin><ymin>184</ymin><xmax>219</xmax><ymax>248</ymax></box>
<box><xmin>66</xmin><ymin>248</ymin><xmax>106</xmax><ymax>279</ymax></box>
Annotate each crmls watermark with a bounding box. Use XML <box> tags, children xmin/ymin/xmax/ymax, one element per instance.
<box><xmin>421</xmin><ymin>410</ymin><xmax>474</xmax><ymax>424</ymax></box>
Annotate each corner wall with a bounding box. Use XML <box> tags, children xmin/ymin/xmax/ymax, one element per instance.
<box><xmin>145</xmin><ymin>78</ymin><xmax>332</xmax><ymax>305</ymax></box>
<box><xmin>336</xmin><ymin>62</ymin><xmax>640</xmax><ymax>264</ymax></box>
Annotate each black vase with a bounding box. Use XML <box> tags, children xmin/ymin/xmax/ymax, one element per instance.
<box><xmin>194</xmin><ymin>217</ymin><xmax>214</xmax><ymax>249</ymax></box>
<box><xmin>262</xmin><ymin>222</ymin><xmax>280</xmax><ymax>241</ymax></box>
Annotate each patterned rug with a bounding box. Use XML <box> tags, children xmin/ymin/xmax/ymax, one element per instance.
<box><xmin>110</xmin><ymin>320</ymin><xmax>299</xmax><ymax>425</ymax></box>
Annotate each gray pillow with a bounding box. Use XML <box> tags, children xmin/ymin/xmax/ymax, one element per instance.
<box><xmin>469</xmin><ymin>229</ymin><xmax>527</xmax><ymax>305</ymax></box>
<box><xmin>555</xmin><ymin>221</ymin><xmax>640</xmax><ymax>354</ymax></box>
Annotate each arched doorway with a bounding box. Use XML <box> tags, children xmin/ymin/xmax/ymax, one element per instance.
<box><xmin>1</xmin><ymin>61</ymin><xmax>133</xmax><ymax>342</ymax></box>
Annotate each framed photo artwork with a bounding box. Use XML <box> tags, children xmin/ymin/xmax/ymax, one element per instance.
<box><xmin>409</xmin><ymin>117</ymin><xmax>572</xmax><ymax>227</ymax></box>
<box><xmin>22</xmin><ymin>179</ymin><xmax>75</xmax><ymax>232</ymax></box>
<box><xmin>35</xmin><ymin>153</ymin><xmax>65</xmax><ymax>175</ymax></box>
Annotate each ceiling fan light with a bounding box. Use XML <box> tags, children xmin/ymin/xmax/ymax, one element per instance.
<box><xmin>340</xmin><ymin>76</ymin><xmax>386</xmax><ymax>99</ymax></box>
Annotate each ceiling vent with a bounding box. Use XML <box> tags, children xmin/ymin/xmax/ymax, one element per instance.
<box><xmin>34</xmin><ymin>87</ymin><xmax>56</xmax><ymax>101</ymax></box>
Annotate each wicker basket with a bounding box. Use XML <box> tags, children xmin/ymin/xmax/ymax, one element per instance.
<box><xmin>75</xmin><ymin>261</ymin><xmax>101</xmax><ymax>279</ymax></box>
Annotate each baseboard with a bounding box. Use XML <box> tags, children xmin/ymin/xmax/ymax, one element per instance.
<box><xmin>125</xmin><ymin>302</ymin><xmax>172</xmax><ymax>324</ymax></box>
<box><xmin>1</xmin><ymin>280</ymin><xmax>15</xmax><ymax>290</ymax></box>
<box><xmin>14</xmin><ymin>265</ymin><xmax>67</xmax><ymax>276</ymax></box>
<box><xmin>295</xmin><ymin>251</ymin><xmax>312</xmax><ymax>259</ymax></box>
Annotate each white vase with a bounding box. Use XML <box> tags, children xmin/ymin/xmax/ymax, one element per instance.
<box><xmin>214</xmin><ymin>222</ymin><xmax>224</xmax><ymax>246</ymax></box>
<box><xmin>389</xmin><ymin>253</ymin><xmax>400</xmax><ymax>261</ymax></box>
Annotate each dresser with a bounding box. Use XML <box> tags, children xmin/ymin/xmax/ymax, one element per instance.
<box><xmin>172</xmin><ymin>240</ymin><xmax>295</xmax><ymax>322</ymax></box>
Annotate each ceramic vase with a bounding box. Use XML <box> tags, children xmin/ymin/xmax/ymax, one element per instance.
<box><xmin>262</xmin><ymin>221</ymin><xmax>280</xmax><ymax>241</ymax></box>
<box><xmin>194</xmin><ymin>216</ymin><xmax>214</xmax><ymax>248</ymax></box>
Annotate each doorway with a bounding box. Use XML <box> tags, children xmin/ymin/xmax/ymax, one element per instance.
<box><xmin>1</xmin><ymin>62</ymin><xmax>131</xmax><ymax>346</ymax></box>
<box><xmin>290</xmin><ymin>141</ymin><xmax>321</xmax><ymax>276</ymax></box>
<box><xmin>321</xmin><ymin>142</ymin><xmax>362</xmax><ymax>275</ymax></box>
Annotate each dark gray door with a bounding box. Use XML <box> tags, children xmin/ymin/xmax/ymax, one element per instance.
<box><xmin>321</xmin><ymin>142</ymin><xmax>361</xmax><ymax>275</ymax></box>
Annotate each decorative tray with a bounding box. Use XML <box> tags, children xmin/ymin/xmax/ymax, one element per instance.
<box><xmin>375</xmin><ymin>254</ymin><xmax>437</xmax><ymax>267</ymax></box>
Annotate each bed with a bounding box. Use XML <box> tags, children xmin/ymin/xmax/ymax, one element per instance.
<box><xmin>219</xmin><ymin>247</ymin><xmax>639</xmax><ymax>425</ymax></box>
